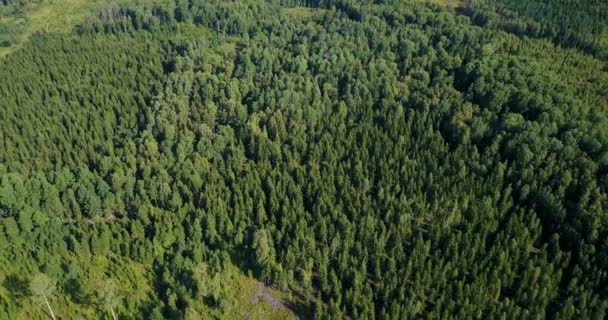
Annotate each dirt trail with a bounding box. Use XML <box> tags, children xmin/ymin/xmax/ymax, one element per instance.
<box><xmin>252</xmin><ymin>282</ymin><xmax>298</xmax><ymax>319</ymax></box>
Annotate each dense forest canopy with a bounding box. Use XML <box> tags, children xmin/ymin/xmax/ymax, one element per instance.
<box><xmin>464</xmin><ymin>0</ymin><xmax>608</xmax><ymax>58</ymax></box>
<box><xmin>0</xmin><ymin>0</ymin><xmax>607</xmax><ymax>319</ymax></box>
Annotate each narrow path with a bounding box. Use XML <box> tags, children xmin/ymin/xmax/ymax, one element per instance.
<box><xmin>252</xmin><ymin>282</ymin><xmax>298</xmax><ymax>319</ymax></box>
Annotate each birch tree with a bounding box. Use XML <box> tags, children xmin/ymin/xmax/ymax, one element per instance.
<box><xmin>30</xmin><ymin>273</ymin><xmax>56</xmax><ymax>320</ymax></box>
<box><xmin>98</xmin><ymin>279</ymin><xmax>119</xmax><ymax>320</ymax></box>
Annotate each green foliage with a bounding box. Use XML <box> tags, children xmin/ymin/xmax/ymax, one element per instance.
<box><xmin>29</xmin><ymin>273</ymin><xmax>54</xmax><ymax>299</ymax></box>
<box><xmin>465</xmin><ymin>0</ymin><xmax>608</xmax><ymax>58</ymax></box>
<box><xmin>1</xmin><ymin>0</ymin><xmax>608</xmax><ymax>319</ymax></box>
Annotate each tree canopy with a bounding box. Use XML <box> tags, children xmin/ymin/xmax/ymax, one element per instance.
<box><xmin>0</xmin><ymin>0</ymin><xmax>607</xmax><ymax>318</ymax></box>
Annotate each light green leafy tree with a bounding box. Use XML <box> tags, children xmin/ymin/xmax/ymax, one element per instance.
<box><xmin>30</xmin><ymin>273</ymin><xmax>56</xmax><ymax>320</ymax></box>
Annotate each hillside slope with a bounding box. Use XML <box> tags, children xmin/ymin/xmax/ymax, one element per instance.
<box><xmin>1</xmin><ymin>0</ymin><xmax>607</xmax><ymax>318</ymax></box>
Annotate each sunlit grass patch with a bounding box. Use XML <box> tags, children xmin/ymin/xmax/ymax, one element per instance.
<box><xmin>424</xmin><ymin>0</ymin><xmax>464</xmax><ymax>8</ymax></box>
<box><xmin>0</xmin><ymin>0</ymin><xmax>116</xmax><ymax>57</ymax></box>
<box><xmin>281</xmin><ymin>6</ymin><xmax>321</xmax><ymax>19</ymax></box>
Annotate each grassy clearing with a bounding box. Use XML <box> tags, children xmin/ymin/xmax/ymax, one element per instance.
<box><xmin>281</xmin><ymin>6</ymin><xmax>321</xmax><ymax>19</ymax></box>
<box><xmin>0</xmin><ymin>255</ymin><xmax>151</xmax><ymax>320</ymax></box>
<box><xmin>185</xmin><ymin>262</ymin><xmax>300</xmax><ymax>319</ymax></box>
<box><xmin>26</xmin><ymin>0</ymin><xmax>99</xmax><ymax>33</ymax></box>
<box><xmin>424</xmin><ymin>0</ymin><xmax>465</xmax><ymax>9</ymax></box>
<box><xmin>1</xmin><ymin>253</ymin><xmax>300</xmax><ymax>319</ymax></box>
<box><xmin>0</xmin><ymin>0</ymin><xmax>113</xmax><ymax>57</ymax></box>
<box><xmin>0</xmin><ymin>0</ymin><xmax>175</xmax><ymax>57</ymax></box>
<box><xmin>222</xmin><ymin>273</ymin><xmax>295</xmax><ymax>320</ymax></box>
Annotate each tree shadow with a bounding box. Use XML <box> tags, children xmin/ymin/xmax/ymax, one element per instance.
<box><xmin>64</xmin><ymin>277</ymin><xmax>90</xmax><ymax>305</ymax></box>
<box><xmin>3</xmin><ymin>274</ymin><xmax>30</xmax><ymax>299</ymax></box>
<box><xmin>283</xmin><ymin>286</ymin><xmax>315</xmax><ymax>320</ymax></box>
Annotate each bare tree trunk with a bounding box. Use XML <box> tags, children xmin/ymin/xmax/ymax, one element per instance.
<box><xmin>43</xmin><ymin>295</ymin><xmax>56</xmax><ymax>320</ymax></box>
<box><xmin>111</xmin><ymin>306</ymin><xmax>117</xmax><ymax>320</ymax></box>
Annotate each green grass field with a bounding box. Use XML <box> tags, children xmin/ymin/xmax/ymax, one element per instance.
<box><xmin>281</xmin><ymin>6</ymin><xmax>319</xmax><ymax>19</ymax></box>
<box><xmin>0</xmin><ymin>0</ymin><xmax>178</xmax><ymax>57</ymax></box>
<box><xmin>0</xmin><ymin>0</ymin><xmax>112</xmax><ymax>56</ymax></box>
<box><xmin>424</xmin><ymin>0</ymin><xmax>464</xmax><ymax>8</ymax></box>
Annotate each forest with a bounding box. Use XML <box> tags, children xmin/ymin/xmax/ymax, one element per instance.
<box><xmin>0</xmin><ymin>0</ymin><xmax>607</xmax><ymax>319</ymax></box>
<box><xmin>464</xmin><ymin>0</ymin><xmax>608</xmax><ymax>59</ymax></box>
